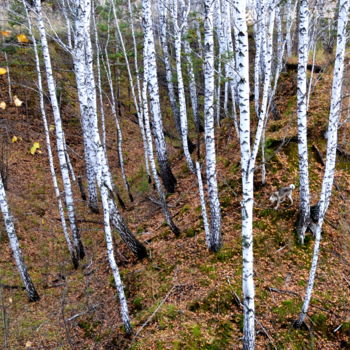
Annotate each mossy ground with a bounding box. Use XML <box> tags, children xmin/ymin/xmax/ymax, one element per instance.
<box><xmin>0</xmin><ymin>35</ymin><xmax>350</xmax><ymax>350</ymax></box>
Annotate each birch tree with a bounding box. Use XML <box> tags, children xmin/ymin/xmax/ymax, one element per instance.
<box><xmin>0</xmin><ymin>174</ymin><xmax>39</xmax><ymax>302</ymax></box>
<box><xmin>142</xmin><ymin>0</ymin><xmax>177</xmax><ymax>194</ymax></box>
<box><xmin>232</xmin><ymin>0</ymin><xmax>255</xmax><ymax>346</ymax></box>
<box><xmin>142</xmin><ymin>25</ymin><xmax>180</xmax><ymax>236</ymax></box>
<box><xmin>64</xmin><ymin>0</ymin><xmax>135</xmax><ymax>333</ymax></box>
<box><xmin>297</xmin><ymin>0</ymin><xmax>311</xmax><ymax>244</ymax></box>
<box><xmin>297</xmin><ymin>0</ymin><xmax>350</xmax><ymax>326</ymax></box>
<box><xmin>158</xmin><ymin>0</ymin><xmax>181</xmax><ymax>137</ymax></box>
<box><xmin>127</xmin><ymin>0</ymin><xmax>151</xmax><ymax>181</ymax></box>
<box><xmin>66</xmin><ymin>0</ymin><xmax>147</xmax><ymax>261</ymax></box>
<box><xmin>102</xmin><ymin>11</ymin><xmax>133</xmax><ymax>202</ymax></box>
<box><xmin>204</xmin><ymin>0</ymin><xmax>222</xmax><ymax>252</ymax></box>
<box><xmin>172</xmin><ymin>0</ymin><xmax>195</xmax><ymax>173</ymax></box>
<box><xmin>23</xmin><ymin>0</ymin><xmax>78</xmax><ymax>268</ymax></box>
<box><xmin>33</xmin><ymin>0</ymin><xmax>85</xmax><ymax>261</ymax></box>
<box><xmin>112</xmin><ymin>1</ymin><xmax>150</xmax><ymax>182</ymax></box>
<box><xmin>183</xmin><ymin>30</ymin><xmax>203</xmax><ymax>133</ymax></box>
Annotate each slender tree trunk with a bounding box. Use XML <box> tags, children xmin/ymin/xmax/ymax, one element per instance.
<box><xmin>297</xmin><ymin>0</ymin><xmax>350</xmax><ymax>326</ymax></box>
<box><xmin>158</xmin><ymin>0</ymin><xmax>181</xmax><ymax>136</ymax></box>
<box><xmin>286</xmin><ymin>0</ymin><xmax>293</xmax><ymax>57</ymax></box>
<box><xmin>103</xmin><ymin>23</ymin><xmax>133</xmax><ymax>202</ymax></box>
<box><xmin>142</xmin><ymin>0</ymin><xmax>177</xmax><ymax>193</ymax></box>
<box><xmin>195</xmin><ymin>161</ymin><xmax>210</xmax><ymax>246</ymax></box>
<box><xmin>24</xmin><ymin>0</ymin><xmax>78</xmax><ymax>268</ymax></box>
<box><xmin>34</xmin><ymin>0</ymin><xmax>84</xmax><ymax>261</ymax></box>
<box><xmin>69</xmin><ymin>0</ymin><xmax>147</xmax><ymax>261</ymax></box>
<box><xmin>183</xmin><ymin>35</ymin><xmax>203</xmax><ymax>133</ymax></box>
<box><xmin>204</xmin><ymin>0</ymin><xmax>222</xmax><ymax>252</ymax></box>
<box><xmin>0</xmin><ymin>175</ymin><xmax>39</xmax><ymax>302</ymax></box>
<box><xmin>172</xmin><ymin>0</ymin><xmax>195</xmax><ymax>173</ymax></box>
<box><xmin>142</xmin><ymin>36</ymin><xmax>180</xmax><ymax>236</ymax></box>
<box><xmin>123</xmin><ymin>0</ymin><xmax>151</xmax><ymax>181</ymax></box>
<box><xmin>297</xmin><ymin>0</ymin><xmax>311</xmax><ymax>244</ymax></box>
<box><xmin>233</xmin><ymin>0</ymin><xmax>255</xmax><ymax>347</ymax></box>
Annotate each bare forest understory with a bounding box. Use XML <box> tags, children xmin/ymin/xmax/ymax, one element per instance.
<box><xmin>0</xmin><ymin>41</ymin><xmax>350</xmax><ymax>349</ymax></box>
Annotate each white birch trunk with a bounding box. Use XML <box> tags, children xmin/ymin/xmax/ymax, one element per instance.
<box><xmin>297</xmin><ymin>0</ymin><xmax>350</xmax><ymax>326</ymax></box>
<box><xmin>127</xmin><ymin>0</ymin><xmax>151</xmax><ymax>181</ymax></box>
<box><xmin>195</xmin><ymin>161</ymin><xmax>210</xmax><ymax>246</ymax></box>
<box><xmin>233</xmin><ymin>0</ymin><xmax>255</xmax><ymax>347</ymax></box>
<box><xmin>214</xmin><ymin>0</ymin><xmax>225</xmax><ymax>126</ymax></box>
<box><xmin>34</xmin><ymin>0</ymin><xmax>84</xmax><ymax>261</ymax></box>
<box><xmin>67</xmin><ymin>0</ymin><xmax>134</xmax><ymax>333</ymax></box>
<box><xmin>0</xmin><ymin>174</ymin><xmax>40</xmax><ymax>301</ymax></box>
<box><xmin>142</xmin><ymin>35</ymin><xmax>180</xmax><ymax>236</ymax></box>
<box><xmin>253</xmin><ymin>0</ymin><xmax>264</xmax><ymax>117</ymax></box>
<box><xmin>285</xmin><ymin>0</ymin><xmax>293</xmax><ymax>57</ymax></box>
<box><xmin>158</xmin><ymin>0</ymin><xmax>181</xmax><ymax>136</ymax></box>
<box><xmin>172</xmin><ymin>0</ymin><xmax>195</xmax><ymax>173</ymax></box>
<box><xmin>142</xmin><ymin>0</ymin><xmax>177</xmax><ymax>194</ymax></box>
<box><xmin>23</xmin><ymin>0</ymin><xmax>77</xmax><ymax>268</ymax></box>
<box><xmin>297</xmin><ymin>0</ymin><xmax>311</xmax><ymax>244</ymax></box>
<box><xmin>183</xmin><ymin>37</ymin><xmax>202</xmax><ymax>133</ymax></box>
<box><xmin>225</xmin><ymin>3</ymin><xmax>239</xmax><ymax>135</ymax></box>
<box><xmin>204</xmin><ymin>0</ymin><xmax>222</xmax><ymax>252</ymax></box>
<box><xmin>103</xmin><ymin>24</ymin><xmax>133</xmax><ymax>202</ymax></box>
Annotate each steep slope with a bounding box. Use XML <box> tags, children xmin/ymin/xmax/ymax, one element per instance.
<box><xmin>0</xmin><ymin>49</ymin><xmax>350</xmax><ymax>350</ymax></box>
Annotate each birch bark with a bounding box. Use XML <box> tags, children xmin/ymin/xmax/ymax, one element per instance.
<box><xmin>233</xmin><ymin>0</ymin><xmax>255</xmax><ymax>347</ymax></box>
<box><xmin>34</xmin><ymin>0</ymin><xmax>84</xmax><ymax>261</ymax></box>
<box><xmin>68</xmin><ymin>0</ymin><xmax>147</xmax><ymax>260</ymax></box>
<box><xmin>297</xmin><ymin>0</ymin><xmax>311</xmax><ymax>244</ymax></box>
<box><xmin>297</xmin><ymin>0</ymin><xmax>350</xmax><ymax>326</ymax></box>
<box><xmin>172</xmin><ymin>0</ymin><xmax>195</xmax><ymax>173</ymax></box>
<box><xmin>23</xmin><ymin>0</ymin><xmax>77</xmax><ymax>268</ymax></box>
<box><xmin>142</xmin><ymin>34</ymin><xmax>180</xmax><ymax>236</ymax></box>
<box><xmin>142</xmin><ymin>0</ymin><xmax>177</xmax><ymax>194</ymax></box>
<box><xmin>0</xmin><ymin>174</ymin><xmax>39</xmax><ymax>301</ymax></box>
<box><xmin>204</xmin><ymin>0</ymin><xmax>222</xmax><ymax>252</ymax></box>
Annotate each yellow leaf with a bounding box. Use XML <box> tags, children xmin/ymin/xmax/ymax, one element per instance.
<box><xmin>13</xmin><ymin>95</ymin><xmax>23</xmax><ymax>107</ymax></box>
<box><xmin>41</xmin><ymin>218</ymin><xmax>45</xmax><ymax>224</ymax></box>
<box><xmin>0</xmin><ymin>67</ymin><xmax>7</xmax><ymax>75</ymax></box>
<box><xmin>30</xmin><ymin>141</ymin><xmax>40</xmax><ymax>155</ymax></box>
<box><xmin>25</xmin><ymin>341</ymin><xmax>33</xmax><ymax>348</ymax></box>
<box><xmin>12</xmin><ymin>136</ymin><xmax>18</xmax><ymax>143</ymax></box>
<box><xmin>49</xmin><ymin>124</ymin><xmax>55</xmax><ymax>132</ymax></box>
<box><xmin>0</xmin><ymin>30</ymin><xmax>11</xmax><ymax>37</ymax></box>
<box><xmin>0</xmin><ymin>101</ymin><xmax>6</xmax><ymax>110</ymax></box>
<box><xmin>17</xmin><ymin>34</ymin><xmax>29</xmax><ymax>43</ymax></box>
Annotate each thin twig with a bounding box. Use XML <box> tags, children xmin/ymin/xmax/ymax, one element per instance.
<box><xmin>133</xmin><ymin>285</ymin><xmax>177</xmax><ymax>340</ymax></box>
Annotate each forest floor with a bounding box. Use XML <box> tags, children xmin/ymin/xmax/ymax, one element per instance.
<box><xmin>0</xmin><ymin>46</ymin><xmax>350</xmax><ymax>350</ymax></box>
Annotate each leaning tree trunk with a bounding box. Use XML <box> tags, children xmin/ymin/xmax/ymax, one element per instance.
<box><xmin>127</xmin><ymin>0</ymin><xmax>151</xmax><ymax>181</ymax></box>
<box><xmin>142</xmin><ymin>0</ymin><xmax>177</xmax><ymax>193</ymax></box>
<box><xmin>204</xmin><ymin>0</ymin><xmax>222</xmax><ymax>252</ymax></box>
<box><xmin>68</xmin><ymin>0</ymin><xmax>135</xmax><ymax>334</ymax></box>
<box><xmin>183</xmin><ymin>34</ymin><xmax>203</xmax><ymax>133</ymax></box>
<box><xmin>233</xmin><ymin>0</ymin><xmax>255</xmax><ymax>348</ymax></box>
<box><xmin>158</xmin><ymin>0</ymin><xmax>181</xmax><ymax>136</ymax></box>
<box><xmin>114</xmin><ymin>0</ymin><xmax>150</xmax><ymax>182</ymax></box>
<box><xmin>24</xmin><ymin>0</ymin><xmax>77</xmax><ymax>268</ymax></box>
<box><xmin>69</xmin><ymin>0</ymin><xmax>147</xmax><ymax>261</ymax></box>
<box><xmin>34</xmin><ymin>0</ymin><xmax>84</xmax><ymax>261</ymax></box>
<box><xmin>103</xmin><ymin>24</ymin><xmax>133</xmax><ymax>202</ymax></box>
<box><xmin>141</xmin><ymin>37</ymin><xmax>180</xmax><ymax>236</ymax></box>
<box><xmin>297</xmin><ymin>0</ymin><xmax>350</xmax><ymax>326</ymax></box>
<box><xmin>0</xmin><ymin>175</ymin><xmax>39</xmax><ymax>302</ymax></box>
<box><xmin>172</xmin><ymin>0</ymin><xmax>195</xmax><ymax>174</ymax></box>
<box><xmin>297</xmin><ymin>0</ymin><xmax>311</xmax><ymax>244</ymax></box>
